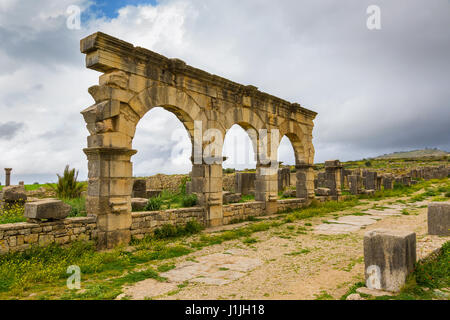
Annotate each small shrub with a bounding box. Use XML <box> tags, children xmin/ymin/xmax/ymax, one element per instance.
<box><xmin>365</xmin><ymin>161</ymin><xmax>372</xmax><ymax>167</ymax></box>
<box><xmin>178</xmin><ymin>176</ymin><xmax>190</xmax><ymax>195</ymax></box>
<box><xmin>223</xmin><ymin>168</ymin><xmax>235</xmax><ymax>174</ymax></box>
<box><xmin>48</xmin><ymin>165</ymin><xmax>85</xmax><ymax>199</ymax></box>
<box><xmin>181</xmin><ymin>194</ymin><xmax>197</xmax><ymax>207</ymax></box>
<box><xmin>145</xmin><ymin>197</ymin><xmax>163</xmax><ymax>211</ymax></box>
<box><xmin>153</xmin><ymin>220</ymin><xmax>203</xmax><ymax>239</ymax></box>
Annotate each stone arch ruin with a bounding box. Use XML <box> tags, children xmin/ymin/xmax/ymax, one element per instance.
<box><xmin>80</xmin><ymin>32</ymin><xmax>317</xmax><ymax>248</ymax></box>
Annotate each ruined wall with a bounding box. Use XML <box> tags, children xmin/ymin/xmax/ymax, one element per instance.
<box><xmin>144</xmin><ymin>174</ymin><xmax>188</xmax><ymax>193</ymax></box>
<box><xmin>0</xmin><ymin>197</ymin><xmax>310</xmax><ymax>254</ymax></box>
<box><xmin>222</xmin><ymin>201</ymin><xmax>266</xmax><ymax>224</ymax></box>
<box><xmin>130</xmin><ymin>207</ymin><xmax>206</xmax><ymax>240</ymax></box>
<box><xmin>0</xmin><ymin>216</ymin><xmax>97</xmax><ymax>254</ymax></box>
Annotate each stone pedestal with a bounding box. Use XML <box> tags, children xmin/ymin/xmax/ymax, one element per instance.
<box><xmin>4</xmin><ymin>168</ymin><xmax>12</xmax><ymax>187</ymax></box>
<box><xmin>191</xmin><ymin>163</ymin><xmax>223</xmax><ymax>227</ymax></box>
<box><xmin>324</xmin><ymin>160</ymin><xmax>342</xmax><ymax>198</ymax></box>
<box><xmin>296</xmin><ymin>163</ymin><xmax>315</xmax><ymax>200</ymax></box>
<box><xmin>428</xmin><ymin>202</ymin><xmax>450</xmax><ymax>236</ymax></box>
<box><xmin>364</xmin><ymin>229</ymin><xmax>416</xmax><ymax>292</ymax></box>
<box><xmin>84</xmin><ymin>147</ymin><xmax>136</xmax><ymax>249</ymax></box>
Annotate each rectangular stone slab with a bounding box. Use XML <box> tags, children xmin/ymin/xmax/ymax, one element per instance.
<box><xmin>24</xmin><ymin>199</ymin><xmax>71</xmax><ymax>220</ymax></box>
<box><xmin>428</xmin><ymin>202</ymin><xmax>450</xmax><ymax>236</ymax></box>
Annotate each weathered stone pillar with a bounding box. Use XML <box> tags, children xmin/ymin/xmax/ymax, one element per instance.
<box><xmin>235</xmin><ymin>172</ymin><xmax>256</xmax><ymax>196</ymax></box>
<box><xmin>383</xmin><ymin>175</ymin><xmax>394</xmax><ymax>190</ymax></box>
<box><xmin>364</xmin><ymin>171</ymin><xmax>377</xmax><ymax>190</ymax></box>
<box><xmin>4</xmin><ymin>168</ymin><xmax>12</xmax><ymax>186</ymax></box>
<box><xmin>296</xmin><ymin>163</ymin><xmax>315</xmax><ymax>200</ymax></box>
<box><xmin>191</xmin><ymin>163</ymin><xmax>223</xmax><ymax>227</ymax></box>
<box><xmin>348</xmin><ymin>175</ymin><xmax>362</xmax><ymax>195</ymax></box>
<box><xmin>364</xmin><ymin>229</ymin><xmax>416</xmax><ymax>292</ymax></box>
<box><xmin>428</xmin><ymin>202</ymin><xmax>450</xmax><ymax>236</ymax></box>
<box><xmin>324</xmin><ymin>160</ymin><xmax>342</xmax><ymax>198</ymax></box>
<box><xmin>277</xmin><ymin>167</ymin><xmax>291</xmax><ymax>192</ymax></box>
<box><xmin>84</xmin><ymin>147</ymin><xmax>136</xmax><ymax>249</ymax></box>
<box><xmin>255</xmin><ymin>163</ymin><xmax>278</xmax><ymax>214</ymax></box>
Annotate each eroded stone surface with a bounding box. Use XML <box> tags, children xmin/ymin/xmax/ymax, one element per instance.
<box><xmin>327</xmin><ymin>215</ymin><xmax>377</xmax><ymax>226</ymax></box>
<box><xmin>313</xmin><ymin>223</ymin><xmax>361</xmax><ymax>234</ymax></box>
<box><xmin>160</xmin><ymin>253</ymin><xmax>263</xmax><ymax>286</ymax></box>
<box><xmin>117</xmin><ymin>279</ymin><xmax>178</xmax><ymax>300</ymax></box>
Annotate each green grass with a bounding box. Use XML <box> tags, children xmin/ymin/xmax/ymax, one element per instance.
<box><xmin>152</xmin><ymin>220</ymin><xmax>204</xmax><ymax>240</ymax></box>
<box><xmin>62</xmin><ymin>197</ymin><xmax>86</xmax><ymax>217</ymax></box>
<box><xmin>283</xmin><ymin>198</ymin><xmax>361</xmax><ymax>223</ymax></box>
<box><xmin>0</xmin><ymin>203</ymin><xmax>26</xmax><ymax>224</ymax></box>
<box><xmin>134</xmin><ymin>190</ymin><xmax>198</xmax><ymax>212</ymax></box>
<box><xmin>239</xmin><ymin>194</ymin><xmax>255</xmax><ymax>202</ymax></box>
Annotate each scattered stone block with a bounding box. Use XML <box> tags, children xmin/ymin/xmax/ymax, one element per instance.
<box><xmin>427</xmin><ymin>202</ymin><xmax>450</xmax><ymax>236</ymax></box>
<box><xmin>315</xmin><ymin>187</ymin><xmax>330</xmax><ymax>196</ymax></box>
<box><xmin>24</xmin><ymin>199</ymin><xmax>71</xmax><ymax>221</ymax></box>
<box><xmin>364</xmin><ymin>229</ymin><xmax>416</xmax><ymax>292</ymax></box>
<box><xmin>1</xmin><ymin>185</ymin><xmax>27</xmax><ymax>204</ymax></box>
<box><xmin>146</xmin><ymin>189</ymin><xmax>162</xmax><ymax>198</ymax></box>
<box><xmin>131</xmin><ymin>198</ymin><xmax>148</xmax><ymax>211</ymax></box>
<box><xmin>346</xmin><ymin>293</ymin><xmax>363</xmax><ymax>300</ymax></box>
<box><xmin>282</xmin><ymin>189</ymin><xmax>297</xmax><ymax>198</ymax></box>
<box><xmin>363</xmin><ymin>189</ymin><xmax>375</xmax><ymax>196</ymax></box>
<box><xmin>223</xmin><ymin>192</ymin><xmax>241</xmax><ymax>204</ymax></box>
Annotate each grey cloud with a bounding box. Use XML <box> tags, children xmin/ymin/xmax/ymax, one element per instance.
<box><xmin>0</xmin><ymin>121</ymin><xmax>25</xmax><ymax>139</ymax></box>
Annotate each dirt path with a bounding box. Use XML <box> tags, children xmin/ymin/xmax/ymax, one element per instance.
<box><xmin>118</xmin><ymin>197</ymin><xmax>448</xmax><ymax>300</ymax></box>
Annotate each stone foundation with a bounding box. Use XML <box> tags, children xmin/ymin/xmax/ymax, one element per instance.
<box><xmin>0</xmin><ymin>216</ymin><xmax>97</xmax><ymax>254</ymax></box>
<box><xmin>0</xmin><ymin>198</ymin><xmax>310</xmax><ymax>254</ymax></box>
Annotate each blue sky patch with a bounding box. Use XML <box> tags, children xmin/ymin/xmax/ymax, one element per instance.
<box><xmin>83</xmin><ymin>0</ymin><xmax>158</xmax><ymax>21</ymax></box>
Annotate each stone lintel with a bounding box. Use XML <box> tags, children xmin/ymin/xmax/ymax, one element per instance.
<box><xmin>80</xmin><ymin>32</ymin><xmax>317</xmax><ymax>120</ymax></box>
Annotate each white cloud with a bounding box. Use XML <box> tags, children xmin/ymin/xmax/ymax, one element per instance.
<box><xmin>0</xmin><ymin>0</ymin><xmax>449</xmax><ymax>184</ymax></box>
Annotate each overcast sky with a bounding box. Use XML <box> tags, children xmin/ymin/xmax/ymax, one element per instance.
<box><xmin>0</xmin><ymin>0</ymin><xmax>449</xmax><ymax>184</ymax></box>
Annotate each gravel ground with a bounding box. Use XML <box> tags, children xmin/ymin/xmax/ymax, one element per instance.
<box><xmin>119</xmin><ymin>197</ymin><xmax>449</xmax><ymax>300</ymax></box>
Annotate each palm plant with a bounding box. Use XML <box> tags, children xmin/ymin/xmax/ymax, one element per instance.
<box><xmin>49</xmin><ymin>165</ymin><xmax>84</xmax><ymax>199</ymax></box>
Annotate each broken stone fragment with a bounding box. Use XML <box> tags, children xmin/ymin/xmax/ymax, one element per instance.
<box><xmin>131</xmin><ymin>198</ymin><xmax>148</xmax><ymax>211</ymax></box>
<box><xmin>315</xmin><ymin>187</ymin><xmax>330</xmax><ymax>196</ymax></box>
<box><xmin>1</xmin><ymin>185</ymin><xmax>27</xmax><ymax>203</ymax></box>
<box><xmin>24</xmin><ymin>199</ymin><xmax>71</xmax><ymax>221</ymax></box>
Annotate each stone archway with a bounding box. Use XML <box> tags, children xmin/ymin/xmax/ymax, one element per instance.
<box><xmin>80</xmin><ymin>32</ymin><xmax>317</xmax><ymax>248</ymax></box>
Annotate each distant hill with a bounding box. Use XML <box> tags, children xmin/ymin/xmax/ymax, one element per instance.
<box><xmin>374</xmin><ymin>149</ymin><xmax>449</xmax><ymax>159</ymax></box>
